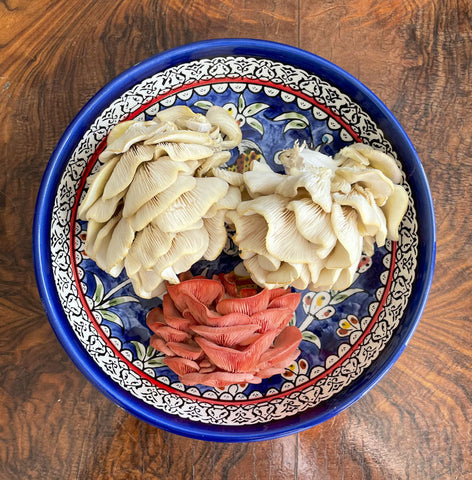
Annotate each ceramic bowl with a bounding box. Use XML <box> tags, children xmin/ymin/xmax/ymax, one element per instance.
<box><xmin>33</xmin><ymin>39</ymin><xmax>435</xmax><ymax>442</ymax></box>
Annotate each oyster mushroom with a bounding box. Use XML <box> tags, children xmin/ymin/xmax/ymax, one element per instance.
<box><xmin>205</xmin><ymin>105</ymin><xmax>242</xmax><ymax>149</ymax></box>
<box><xmin>153</xmin><ymin>177</ymin><xmax>228</xmax><ymax>233</ymax></box>
<box><xmin>102</xmin><ymin>144</ymin><xmax>155</xmax><ymax>200</ymax></box>
<box><xmin>382</xmin><ymin>184</ymin><xmax>409</xmax><ymax>241</ymax></box>
<box><xmin>128</xmin><ymin>175</ymin><xmax>197</xmax><ymax>232</ymax></box>
<box><xmin>78</xmin><ymin>156</ymin><xmax>120</xmax><ymax>220</ymax></box>
<box><xmin>79</xmin><ymin>104</ymin><xmax>243</xmax><ymax>298</ymax></box>
<box><xmin>337</xmin><ymin>143</ymin><xmax>402</xmax><ymax>184</ymax></box>
<box><xmin>226</xmin><ymin>141</ymin><xmax>409</xmax><ymax>292</ymax></box>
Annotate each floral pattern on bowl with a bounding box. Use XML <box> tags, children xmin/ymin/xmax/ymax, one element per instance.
<box><xmin>35</xmin><ymin>42</ymin><xmax>434</xmax><ymax>441</ymax></box>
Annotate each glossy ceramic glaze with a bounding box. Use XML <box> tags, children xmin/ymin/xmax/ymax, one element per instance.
<box><xmin>33</xmin><ymin>39</ymin><xmax>435</xmax><ymax>442</ymax></box>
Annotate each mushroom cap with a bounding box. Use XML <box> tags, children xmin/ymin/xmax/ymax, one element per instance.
<box><xmin>77</xmin><ymin>156</ymin><xmax>120</xmax><ymax>220</ymax></box>
<box><xmin>339</xmin><ymin>143</ymin><xmax>402</xmax><ymax>184</ymax></box>
<box><xmin>286</xmin><ymin>198</ymin><xmax>337</xmax><ymax>258</ymax></box>
<box><xmin>102</xmin><ymin>143</ymin><xmax>154</xmax><ymax>200</ymax></box>
<box><xmin>336</xmin><ymin>167</ymin><xmax>394</xmax><ymax>206</ymax></box>
<box><xmin>243</xmin><ymin>161</ymin><xmax>286</xmax><ymax>197</ymax></box>
<box><xmin>128</xmin><ymin>175</ymin><xmax>197</xmax><ymax>232</ymax></box>
<box><xmin>382</xmin><ymin>184</ymin><xmax>409</xmax><ymax>241</ymax></box>
<box><xmin>205</xmin><ymin>105</ymin><xmax>242</xmax><ymax>149</ymax></box>
<box><xmin>153</xmin><ymin>177</ymin><xmax>228</xmax><ymax>233</ymax></box>
<box><xmin>123</xmin><ymin>157</ymin><xmax>196</xmax><ymax>218</ymax></box>
<box><xmin>237</xmin><ymin>194</ymin><xmax>320</xmax><ymax>264</ymax></box>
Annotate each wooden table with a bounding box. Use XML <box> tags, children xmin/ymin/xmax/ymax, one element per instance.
<box><xmin>1</xmin><ymin>1</ymin><xmax>471</xmax><ymax>478</ymax></box>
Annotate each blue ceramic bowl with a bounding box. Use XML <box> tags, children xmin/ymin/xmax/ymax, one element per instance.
<box><xmin>33</xmin><ymin>39</ymin><xmax>435</xmax><ymax>442</ymax></box>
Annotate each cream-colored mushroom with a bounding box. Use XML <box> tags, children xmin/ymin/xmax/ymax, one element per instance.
<box><xmin>153</xmin><ymin>177</ymin><xmax>228</xmax><ymax>233</ymax></box>
<box><xmin>153</xmin><ymin>105</ymin><xmax>195</xmax><ymax>124</ymax></box>
<box><xmin>85</xmin><ymin>193</ymin><xmax>123</xmax><ymax>223</ymax></box>
<box><xmin>78</xmin><ymin>156</ymin><xmax>120</xmax><ymax>220</ymax></box>
<box><xmin>336</xmin><ymin>167</ymin><xmax>394</xmax><ymax>206</ymax></box>
<box><xmin>104</xmin><ymin>120</ymin><xmax>165</xmax><ymax>155</ymax></box>
<box><xmin>237</xmin><ymin>194</ymin><xmax>320</xmax><ymax>264</ymax></box>
<box><xmin>339</xmin><ymin>143</ymin><xmax>402</xmax><ymax>184</ymax></box>
<box><xmin>333</xmin><ymin>186</ymin><xmax>386</xmax><ymax>238</ymax></box>
<box><xmin>286</xmin><ymin>198</ymin><xmax>337</xmax><ymax>258</ymax></box>
<box><xmin>382</xmin><ymin>184</ymin><xmax>409</xmax><ymax>241</ymax></box>
<box><xmin>196</xmin><ymin>150</ymin><xmax>231</xmax><ymax>177</ymax></box>
<box><xmin>202</xmin><ymin>210</ymin><xmax>228</xmax><ymax>261</ymax></box>
<box><xmin>327</xmin><ymin>204</ymin><xmax>362</xmax><ymax>269</ymax></box>
<box><xmin>128</xmin><ymin>175</ymin><xmax>196</xmax><ymax>232</ymax></box>
<box><xmin>203</xmin><ymin>185</ymin><xmax>241</xmax><ymax>218</ymax></box>
<box><xmin>126</xmin><ymin>224</ymin><xmax>174</xmax><ymax>273</ymax></box>
<box><xmin>211</xmin><ymin>167</ymin><xmax>244</xmax><ymax>187</ymax></box>
<box><xmin>205</xmin><ymin>105</ymin><xmax>242</xmax><ymax>149</ymax></box>
<box><xmin>106</xmin><ymin>217</ymin><xmax>135</xmax><ymax>277</ymax></box>
<box><xmin>242</xmin><ymin>161</ymin><xmax>286</xmax><ymax>197</ymax></box>
<box><xmin>89</xmin><ymin>212</ymin><xmax>122</xmax><ymax>273</ymax></box>
<box><xmin>123</xmin><ymin>157</ymin><xmax>197</xmax><ymax>218</ymax></box>
<box><xmin>102</xmin><ymin>144</ymin><xmax>155</xmax><ymax>200</ymax></box>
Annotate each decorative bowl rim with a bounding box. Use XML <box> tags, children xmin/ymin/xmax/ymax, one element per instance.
<box><xmin>33</xmin><ymin>38</ymin><xmax>436</xmax><ymax>442</ymax></box>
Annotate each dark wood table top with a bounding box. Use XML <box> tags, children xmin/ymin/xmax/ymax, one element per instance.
<box><xmin>1</xmin><ymin>1</ymin><xmax>471</xmax><ymax>478</ymax></box>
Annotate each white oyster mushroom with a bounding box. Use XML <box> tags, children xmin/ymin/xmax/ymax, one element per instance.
<box><xmin>105</xmin><ymin>217</ymin><xmax>135</xmax><ymax>276</ymax></box>
<box><xmin>125</xmin><ymin>224</ymin><xmax>174</xmax><ymax>273</ymax></box>
<box><xmin>336</xmin><ymin>167</ymin><xmax>394</xmax><ymax>206</ymax></box>
<box><xmin>327</xmin><ymin>204</ymin><xmax>363</xmax><ymax>269</ymax></box>
<box><xmin>79</xmin><ymin>104</ymin><xmax>243</xmax><ymax>298</ymax></box>
<box><xmin>210</xmin><ymin>167</ymin><xmax>244</xmax><ymax>187</ymax></box>
<box><xmin>202</xmin><ymin>210</ymin><xmax>228</xmax><ymax>261</ymax></box>
<box><xmin>332</xmin><ymin>187</ymin><xmax>387</xmax><ymax>238</ymax></box>
<box><xmin>104</xmin><ymin>121</ymin><xmax>167</xmax><ymax>156</ymax></box>
<box><xmin>381</xmin><ymin>184</ymin><xmax>409</xmax><ymax>241</ymax></box>
<box><xmin>85</xmin><ymin>193</ymin><xmax>123</xmax><ymax>223</ymax></box>
<box><xmin>226</xmin><ymin>141</ymin><xmax>408</xmax><ymax>291</ymax></box>
<box><xmin>205</xmin><ymin>105</ymin><xmax>242</xmax><ymax>149</ymax></box>
<box><xmin>102</xmin><ymin>144</ymin><xmax>155</xmax><ymax>200</ymax></box>
<box><xmin>337</xmin><ymin>143</ymin><xmax>402</xmax><ymax>184</ymax></box>
<box><xmin>131</xmin><ymin>227</ymin><xmax>210</xmax><ymax>298</ymax></box>
<box><xmin>122</xmin><ymin>158</ymin><xmax>198</xmax><ymax>218</ymax></box>
<box><xmin>153</xmin><ymin>177</ymin><xmax>228</xmax><ymax>233</ymax></box>
<box><xmin>78</xmin><ymin>156</ymin><xmax>120</xmax><ymax>220</ymax></box>
<box><xmin>286</xmin><ymin>198</ymin><xmax>337</xmax><ymax>258</ymax></box>
<box><xmin>196</xmin><ymin>150</ymin><xmax>231</xmax><ymax>177</ymax></box>
<box><xmin>237</xmin><ymin>194</ymin><xmax>320</xmax><ymax>264</ymax></box>
<box><xmin>203</xmin><ymin>185</ymin><xmax>241</xmax><ymax>218</ymax></box>
<box><xmin>128</xmin><ymin>175</ymin><xmax>197</xmax><ymax>232</ymax></box>
<box><xmin>242</xmin><ymin>161</ymin><xmax>286</xmax><ymax>197</ymax></box>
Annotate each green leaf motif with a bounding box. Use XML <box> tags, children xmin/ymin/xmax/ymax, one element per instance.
<box><xmin>283</xmin><ymin>119</ymin><xmax>309</xmax><ymax>133</ymax></box>
<box><xmin>302</xmin><ymin>331</ymin><xmax>321</xmax><ymax>349</ymax></box>
<box><xmin>98</xmin><ymin>309</ymin><xmax>124</xmax><ymax>328</ymax></box>
<box><xmin>246</xmin><ymin>117</ymin><xmax>264</xmax><ymax>136</ymax></box>
<box><xmin>273</xmin><ymin>111</ymin><xmax>310</xmax><ymax>123</ymax></box>
<box><xmin>243</xmin><ymin>102</ymin><xmax>269</xmax><ymax>116</ymax></box>
<box><xmin>331</xmin><ymin>288</ymin><xmax>365</xmax><ymax>305</ymax></box>
<box><xmin>101</xmin><ymin>295</ymin><xmax>140</xmax><ymax>309</ymax></box>
<box><xmin>92</xmin><ymin>274</ymin><xmax>105</xmax><ymax>304</ymax></box>
<box><xmin>238</xmin><ymin>94</ymin><xmax>246</xmax><ymax>112</ymax></box>
<box><xmin>131</xmin><ymin>341</ymin><xmax>146</xmax><ymax>361</ymax></box>
<box><xmin>193</xmin><ymin>100</ymin><xmax>213</xmax><ymax>110</ymax></box>
<box><xmin>146</xmin><ymin>356</ymin><xmax>166</xmax><ymax>368</ymax></box>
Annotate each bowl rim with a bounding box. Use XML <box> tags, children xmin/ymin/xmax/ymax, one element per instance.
<box><xmin>33</xmin><ymin>38</ymin><xmax>436</xmax><ymax>442</ymax></box>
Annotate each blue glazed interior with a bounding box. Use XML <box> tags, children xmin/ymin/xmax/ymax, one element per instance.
<box><xmin>33</xmin><ymin>39</ymin><xmax>436</xmax><ymax>442</ymax></box>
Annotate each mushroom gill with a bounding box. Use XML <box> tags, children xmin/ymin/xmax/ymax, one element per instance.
<box><xmin>78</xmin><ymin>105</ymin><xmax>242</xmax><ymax>298</ymax></box>
<box><xmin>226</xmin><ymin>142</ymin><xmax>409</xmax><ymax>291</ymax></box>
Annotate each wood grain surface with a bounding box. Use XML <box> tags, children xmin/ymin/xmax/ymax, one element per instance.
<box><xmin>1</xmin><ymin>0</ymin><xmax>471</xmax><ymax>479</ymax></box>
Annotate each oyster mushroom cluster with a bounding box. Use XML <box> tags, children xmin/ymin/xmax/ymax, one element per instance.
<box><xmin>146</xmin><ymin>274</ymin><xmax>302</xmax><ymax>388</ymax></box>
<box><xmin>78</xmin><ymin>105</ymin><xmax>242</xmax><ymax>298</ymax></box>
<box><xmin>216</xmin><ymin>142</ymin><xmax>409</xmax><ymax>291</ymax></box>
